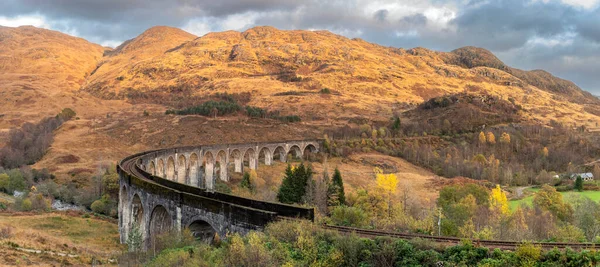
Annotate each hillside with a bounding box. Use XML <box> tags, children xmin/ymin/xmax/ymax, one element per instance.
<box><xmin>81</xmin><ymin>26</ymin><xmax>600</xmax><ymax>128</ymax></box>
<box><xmin>0</xmin><ymin>25</ymin><xmax>598</xmax><ymax>176</ymax></box>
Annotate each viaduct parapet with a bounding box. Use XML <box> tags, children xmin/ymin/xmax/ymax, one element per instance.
<box><xmin>117</xmin><ymin>140</ymin><xmax>320</xmax><ymax>250</ymax></box>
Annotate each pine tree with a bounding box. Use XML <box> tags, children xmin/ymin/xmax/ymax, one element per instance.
<box><xmin>328</xmin><ymin>168</ymin><xmax>345</xmax><ymax>206</ymax></box>
<box><xmin>240</xmin><ymin>172</ymin><xmax>254</xmax><ymax>192</ymax></box>
<box><xmin>277</xmin><ymin>163</ymin><xmax>312</xmax><ymax>204</ymax></box>
<box><xmin>575</xmin><ymin>176</ymin><xmax>584</xmax><ymax>192</ymax></box>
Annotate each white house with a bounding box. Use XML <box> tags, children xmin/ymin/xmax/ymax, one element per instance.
<box><xmin>570</xmin><ymin>173</ymin><xmax>594</xmax><ymax>182</ymax></box>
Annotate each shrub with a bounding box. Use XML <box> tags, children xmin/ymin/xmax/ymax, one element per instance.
<box><xmin>245</xmin><ymin>106</ymin><xmax>266</xmax><ymax>118</ymax></box>
<box><xmin>20</xmin><ymin>198</ymin><xmax>32</xmax><ymax>211</ymax></box>
<box><xmin>330</xmin><ymin>206</ymin><xmax>368</xmax><ymax>227</ymax></box>
<box><xmin>320</xmin><ymin>88</ymin><xmax>331</xmax><ymax>94</ymax></box>
<box><xmin>91</xmin><ymin>199</ymin><xmax>106</xmax><ymax>214</ymax></box>
<box><xmin>166</xmin><ymin>101</ymin><xmax>241</xmax><ymax>117</ymax></box>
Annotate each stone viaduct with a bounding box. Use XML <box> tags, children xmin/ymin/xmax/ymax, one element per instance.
<box><xmin>117</xmin><ymin>140</ymin><xmax>320</xmax><ymax>250</ymax></box>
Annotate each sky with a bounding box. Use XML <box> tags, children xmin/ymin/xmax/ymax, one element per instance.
<box><xmin>1</xmin><ymin>0</ymin><xmax>599</xmax><ymax>95</ymax></box>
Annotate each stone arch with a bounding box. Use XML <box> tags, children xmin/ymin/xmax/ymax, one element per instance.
<box><xmin>243</xmin><ymin>148</ymin><xmax>257</xmax><ymax>170</ymax></box>
<box><xmin>203</xmin><ymin>151</ymin><xmax>215</xmax><ymax>189</ymax></box>
<box><xmin>258</xmin><ymin>147</ymin><xmax>272</xmax><ymax>166</ymax></box>
<box><xmin>303</xmin><ymin>144</ymin><xmax>317</xmax><ymax>160</ymax></box>
<box><xmin>177</xmin><ymin>154</ymin><xmax>186</xmax><ymax>184</ymax></box>
<box><xmin>215</xmin><ymin>150</ymin><xmax>228</xmax><ymax>181</ymax></box>
<box><xmin>287</xmin><ymin>145</ymin><xmax>302</xmax><ymax>160</ymax></box>
<box><xmin>157</xmin><ymin>159</ymin><xmax>165</xmax><ymax>178</ymax></box>
<box><xmin>148</xmin><ymin>161</ymin><xmax>156</xmax><ymax>176</ymax></box>
<box><xmin>189</xmin><ymin>153</ymin><xmax>199</xmax><ymax>187</ymax></box>
<box><xmin>230</xmin><ymin>149</ymin><xmax>242</xmax><ymax>173</ymax></box>
<box><xmin>149</xmin><ymin>205</ymin><xmax>172</xmax><ymax>250</ymax></box>
<box><xmin>187</xmin><ymin>219</ymin><xmax>217</xmax><ymax>243</ymax></box>
<box><xmin>273</xmin><ymin>146</ymin><xmax>286</xmax><ymax>162</ymax></box>
<box><xmin>166</xmin><ymin>156</ymin><xmax>175</xmax><ymax>181</ymax></box>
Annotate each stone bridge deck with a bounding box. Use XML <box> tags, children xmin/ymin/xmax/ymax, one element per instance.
<box><xmin>117</xmin><ymin>140</ymin><xmax>320</xmax><ymax>250</ymax></box>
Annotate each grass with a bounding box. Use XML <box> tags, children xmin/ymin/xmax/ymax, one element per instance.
<box><xmin>509</xmin><ymin>188</ymin><xmax>600</xmax><ymax>211</ymax></box>
<box><xmin>0</xmin><ymin>212</ymin><xmax>122</xmax><ymax>266</ymax></box>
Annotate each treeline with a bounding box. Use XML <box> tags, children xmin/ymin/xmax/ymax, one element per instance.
<box><xmin>326</xmin><ymin>120</ymin><xmax>600</xmax><ymax>186</ymax></box>
<box><xmin>128</xmin><ymin>220</ymin><xmax>600</xmax><ymax>266</ymax></box>
<box><xmin>165</xmin><ymin>92</ymin><xmax>301</xmax><ymax>122</ymax></box>
<box><xmin>0</xmin><ymin>108</ymin><xmax>76</xmax><ymax>169</ymax></box>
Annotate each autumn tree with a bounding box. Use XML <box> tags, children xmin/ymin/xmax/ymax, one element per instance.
<box><xmin>478</xmin><ymin>131</ymin><xmax>487</xmax><ymax>146</ymax></box>
<box><xmin>533</xmin><ymin>185</ymin><xmax>573</xmax><ymax>222</ymax></box>
<box><xmin>500</xmin><ymin>132</ymin><xmax>511</xmax><ymax>144</ymax></box>
<box><xmin>489</xmin><ymin>185</ymin><xmax>509</xmax><ymax>216</ymax></box>
<box><xmin>541</xmin><ymin>147</ymin><xmax>549</xmax><ymax>158</ymax></box>
<box><xmin>375</xmin><ymin>168</ymin><xmax>398</xmax><ymax>219</ymax></box>
<box><xmin>486</xmin><ymin>132</ymin><xmax>496</xmax><ymax>144</ymax></box>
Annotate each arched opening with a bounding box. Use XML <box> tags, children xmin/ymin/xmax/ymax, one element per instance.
<box><xmin>149</xmin><ymin>205</ymin><xmax>172</xmax><ymax>251</ymax></box>
<box><xmin>287</xmin><ymin>145</ymin><xmax>302</xmax><ymax>161</ymax></box>
<box><xmin>273</xmin><ymin>146</ymin><xmax>286</xmax><ymax>163</ymax></box>
<box><xmin>203</xmin><ymin>152</ymin><xmax>214</xmax><ymax>189</ymax></box>
<box><xmin>258</xmin><ymin>147</ymin><xmax>272</xmax><ymax>166</ymax></box>
<box><xmin>230</xmin><ymin>149</ymin><xmax>242</xmax><ymax>173</ymax></box>
<box><xmin>188</xmin><ymin>220</ymin><xmax>217</xmax><ymax>243</ymax></box>
<box><xmin>303</xmin><ymin>144</ymin><xmax>317</xmax><ymax>161</ymax></box>
<box><xmin>148</xmin><ymin>161</ymin><xmax>156</xmax><ymax>176</ymax></box>
<box><xmin>189</xmin><ymin>153</ymin><xmax>199</xmax><ymax>187</ymax></box>
<box><xmin>157</xmin><ymin>159</ymin><xmax>165</xmax><ymax>178</ymax></box>
<box><xmin>243</xmin><ymin>148</ymin><xmax>256</xmax><ymax>170</ymax></box>
<box><xmin>166</xmin><ymin>156</ymin><xmax>175</xmax><ymax>181</ymax></box>
<box><xmin>215</xmin><ymin>150</ymin><xmax>228</xmax><ymax>181</ymax></box>
<box><xmin>177</xmin><ymin>155</ymin><xmax>187</xmax><ymax>184</ymax></box>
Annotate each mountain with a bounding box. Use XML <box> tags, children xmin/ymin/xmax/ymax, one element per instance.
<box><xmin>0</xmin><ymin>25</ymin><xmax>599</xmax><ymax>175</ymax></box>
<box><xmin>81</xmin><ymin>26</ymin><xmax>600</xmax><ymax>126</ymax></box>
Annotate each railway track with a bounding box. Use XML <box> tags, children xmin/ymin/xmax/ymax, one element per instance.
<box><xmin>121</xmin><ymin>155</ymin><xmax>597</xmax><ymax>251</ymax></box>
<box><xmin>323</xmin><ymin>224</ymin><xmax>598</xmax><ymax>250</ymax></box>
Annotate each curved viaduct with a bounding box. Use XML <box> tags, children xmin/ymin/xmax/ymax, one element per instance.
<box><xmin>117</xmin><ymin>140</ymin><xmax>319</xmax><ymax>250</ymax></box>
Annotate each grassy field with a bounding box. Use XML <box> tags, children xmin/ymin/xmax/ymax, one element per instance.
<box><xmin>509</xmin><ymin>188</ymin><xmax>600</xmax><ymax>211</ymax></box>
<box><xmin>0</xmin><ymin>212</ymin><xmax>122</xmax><ymax>266</ymax></box>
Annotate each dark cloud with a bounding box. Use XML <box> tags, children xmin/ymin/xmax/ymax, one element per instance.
<box><xmin>0</xmin><ymin>0</ymin><xmax>598</xmax><ymax>94</ymax></box>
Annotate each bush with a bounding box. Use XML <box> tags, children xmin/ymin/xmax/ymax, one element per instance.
<box><xmin>330</xmin><ymin>206</ymin><xmax>368</xmax><ymax>227</ymax></box>
<box><xmin>91</xmin><ymin>199</ymin><xmax>106</xmax><ymax>214</ymax></box>
<box><xmin>320</xmin><ymin>88</ymin><xmax>331</xmax><ymax>94</ymax></box>
<box><xmin>20</xmin><ymin>198</ymin><xmax>32</xmax><ymax>211</ymax></box>
<box><xmin>165</xmin><ymin>101</ymin><xmax>241</xmax><ymax>117</ymax></box>
<box><xmin>245</xmin><ymin>106</ymin><xmax>266</xmax><ymax>118</ymax></box>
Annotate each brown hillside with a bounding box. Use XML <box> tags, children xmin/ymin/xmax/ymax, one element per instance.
<box><xmin>82</xmin><ymin>26</ymin><xmax>600</xmax><ymax>128</ymax></box>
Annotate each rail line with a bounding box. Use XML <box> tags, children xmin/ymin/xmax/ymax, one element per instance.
<box><xmin>121</xmin><ymin>154</ymin><xmax>597</xmax><ymax>251</ymax></box>
<box><xmin>323</xmin><ymin>225</ymin><xmax>598</xmax><ymax>250</ymax></box>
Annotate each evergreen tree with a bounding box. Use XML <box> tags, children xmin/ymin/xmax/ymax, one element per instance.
<box><xmin>575</xmin><ymin>176</ymin><xmax>584</xmax><ymax>192</ymax></box>
<box><xmin>277</xmin><ymin>163</ymin><xmax>313</xmax><ymax>204</ymax></box>
<box><xmin>328</xmin><ymin>168</ymin><xmax>345</xmax><ymax>206</ymax></box>
<box><xmin>240</xmin><ymin>172</ymin><xmax>254</xmax><ymax>192</ymax></box>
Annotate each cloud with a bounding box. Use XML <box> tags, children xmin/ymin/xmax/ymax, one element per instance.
<box><xmin>0</xmin><ymin>0</ymin><xmax>598</xmax><ymax>94</ymax></box>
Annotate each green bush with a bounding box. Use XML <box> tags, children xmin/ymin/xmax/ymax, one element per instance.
<box><xmin>330</xmin><ymin>206</ymin><xmax>368</xmax><ymax>227</ymax></box>
<box><xmin>245</xmin><ymin>106</ymin><xmax>266</xmax><ymax>118</ymax></box>
<box><xmin>91</xmin><ymin>199</ymin><xmax>106</xmax><ymax>214</ymax></box>
<box><xmin>20</xmin><ymin>198</ymin><xmax>32</xmax><ymax>211</ymax></box>
<box><xmin>166</xmin><ymin>101</ymin><xmax>241</xmax><ymax>116</ymax></box>
<box><xmin>320</xmin><ymin>88</ymin><xmax>331</xmax><ymax>94</ymax></box>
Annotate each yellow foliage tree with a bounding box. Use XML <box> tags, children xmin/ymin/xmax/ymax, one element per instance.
<box><xmin>376</xmin><ymin>169</ymin><xmax>398</xmax><ymax>219</ymax></box>
<box><xmin>542</xmin><ymin>147</ymin><xmax>549</xmax><ymax>158</ymax></box>
<box><xmin>500</xmin><ymin>132</ymin><xmax>511</xmax><ymax>144</ymax></box>
<box><xmin>478</xmin><ymin>131</ymin><xmax>487</xmax><ymax>145</ymax></box>
<box><xmin>489</xmin><ymin>185</ymin><xmax>509</xmax><ymax>216</ymax></box>
<box><xmin>486</xmin><ymin>132</ymin><xmax>496</xmax><ymax>144</ymax></box>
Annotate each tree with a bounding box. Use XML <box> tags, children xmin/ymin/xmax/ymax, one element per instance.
<box><xmin>489</xmin><ymin>185</ymin><xmax>509</xmax><ymax>216</ymax></box>
<box><xmin>277</xmin><ymin>163</ymin><xmax>312</xmax><ymax>204</ymax></box>
<box><xmin>486</xmin><ymin>132</ymin><xmax>496</xmax><ymax>144</ymax></box>
<box><xmin>575</xmin><ymin>176</ymin><xmax>584</xmax><ymax>192</ymax></box>
<box><xmin>240</xmin><ymin>171</ymin><xmax>255</xmax><ymax>192</ymax></box>
<box><xmin>127</xmin><ymin>224</ymin><xmax>143</xmax><ymax>252</ymax></box>
<box><xmin>541</xmin><ymin>147</ymin><xmax>549</xmax><ymax>158</ymax></box>
<box><xmin>328</xmin><ymin>168</ymin><xmax>345</xmax><ymax>206</ymax></box>
<box><xmin>376</xmin><ymin>168</ymin><xmax>398</xmax><ymax>219</ymax></box>
<box><xmin>500</xmin><ymin>132</ymin><xmax>511</xmax><ymax>144</ymax></box>
<box><xmin>392</xmin><ymin>116</ymin><xmax>401</xmax><ymax>134</ymax></box>
<box><xmin>478</xmin><ymin>131</ymin><xmax>487</xmax><ymax>145</ymax></box>
<box><xmin>0</xmin><ymin>173</ymin><xmax>9</xmax><ymax>193</ymax></box>
<box><xmin>533</xmin><ymin>185</ymin><xmax>573</xmax><ymax>222</ymax></box>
